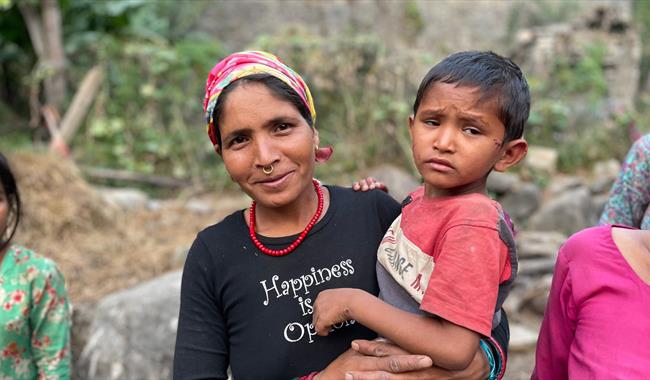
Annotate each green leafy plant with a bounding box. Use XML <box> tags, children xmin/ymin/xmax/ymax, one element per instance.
<box><xmin>526</xmin><ymin>43</ymin><xmax>626</xmax><ymax>172</ymax></box>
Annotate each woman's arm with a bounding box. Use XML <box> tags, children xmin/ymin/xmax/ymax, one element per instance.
<box><xmin>173</xmin><ymin>236</ymin><xmax>229</xmax><ymax>380</ymax></box>
<box><xmin>600</xmin><ymin>135</ymin><xmax>650</xmax><ymax>228</ymax></box>
<box><xmin>531</xmin><ymin>249</ymin><xmax>575</xmax><ymax>380</ymax></box>
<box><xmin>30</xmin><ymin>261</ymin><xmax>72</xmax><ymax>378</ymax></box>
<box><xmin>313</xmin><ymin>289</ymin><xmax>479</xmax><ymax>370</ymax></box>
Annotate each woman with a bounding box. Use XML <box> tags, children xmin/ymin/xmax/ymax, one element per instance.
<box><xmin>0</xmin><ymin>152</ymin><xmax>71</xmax><ymax>379</ymax></box>
<box><xmin>532</xmin><ymin>224</ymin><xmax>650</xmax><ymax>379</ymax></box>
<box><xmin>599</xmin><ymin>134</ymin><xmax>650</xmax><ymax>229</ymax></box>
<box><xmin>173</xmin><ymin>51</ymin><xmax>509</xmax><ymax>379</ymax></box>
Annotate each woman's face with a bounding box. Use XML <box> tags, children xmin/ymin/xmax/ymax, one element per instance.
<box><xmin>218</xmin><ymin>82</ymin><xmax>319</xmax><ymax>209</ymax></box>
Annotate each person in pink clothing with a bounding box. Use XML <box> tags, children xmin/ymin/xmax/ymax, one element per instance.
<box><xmin>532</xmin><ymin>224</ymin><xmax>650</xmax><ymax>379</ymax></box>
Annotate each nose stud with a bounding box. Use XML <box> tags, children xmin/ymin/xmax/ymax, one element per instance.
<box><xmin>262</xmin><ymin>165</ymin><xmax>274</xmax><ymax>175</ymax></box>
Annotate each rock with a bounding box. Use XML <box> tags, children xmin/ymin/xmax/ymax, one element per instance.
<box><xmin>516</xmin><ymin>231</ymin><xmax>567</xmax><ymax>258</ymax></box>
<box><xmin>589</xmin><ymin>159</ymin><xmax>621</xmax><ymax>194</ymax></box>
<box><xmin>487</xmin><ymin>172</ymin><xmax>520</xmax><ymax>195</ymax></box>
<box><xmin>589</xmin><ymin>177</ymin><xmax>615</xmax><ymax>195</ymax></box>
<box><xmin>78</xmin><ymin>271</ymin><xmax>182</xmax><ymax>380</ymax></box>
<box><xmin>547</xmin><ymin>176</ymin><xmax>583</xmax><ymax>197</ymax></box>
<box><xmin>502</xmin><ymin>287</ymin><xmax>526</xmax><ymax>317</ymax></box>
<box><xmin>185</xmin><ymin>199</ymin><xmax>215</xmax><ymax>215</ymax></box>
<box><xmin>147</xmin><ymin>199</ymin><xmax>163</xmax><ymax>211</ymax></box>
<box><xmin>591</xmin><ymin>193</ymin><xmax>610</xmax><ymax>222</ymax></box>
<box><xmin>513</xmin><ymin>4</ymin><xmax>640</xmax><ymax>110</ymax></box>
<box><xmin>509</xmin><ymin>323</ymin><xmax>539</xmax><ymax>352</ymax></box>
<box><xmin>366</xmin><ymin>164</ymin><xmax>419</xmax><ymax>203</ymax></box>
<box><xmin>520</xmin><ymin>274</ymin><xmax>553</xmax><ymax>316</ymax></box>
<box><xmin>97</xmin><ymin>187</ymin><xmax>149</xmax><ymax>211</ymax></box>
<box><xmin>528</xmin><ymin>187</ymin><xmax>594</xmax><ymax>235</ymax></box>
<box><xmin>499</xmin><ymin>182</ymin><xmax>542</xmax><ymax>225</ymax></box>
<box><xmin>517</xmin><ymin>257</ymin><xmax>557</xmax><ymax>276</ymax></box>
<box><xmin>71</xmin><ymin>303</ymin><xmax>97</xmax><ymax>380</ymax></box>
<box><xmin>524</xmin><ymin>146</ymin><xmax>558</xmax><ymax>176</ymax></box>
<box><xmin>170</xmin><ymin>245</ymin><xmax>191</xmax><ymax>268</ymax></box>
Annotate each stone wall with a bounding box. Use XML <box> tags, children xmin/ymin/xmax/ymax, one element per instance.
<box><xmin>198</xmin><ymin>0</ymin><xmax>630</xmax><ymax>55</ymax></box>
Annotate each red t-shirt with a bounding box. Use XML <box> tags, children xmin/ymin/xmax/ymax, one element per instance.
<box><xmin>376</xmin><ymin>188</ymin><xmax>516</xmax><ymax>336</ymax></box>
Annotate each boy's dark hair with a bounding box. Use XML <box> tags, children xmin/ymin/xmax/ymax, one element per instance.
<box><xmin>0</xmin><ymin>152</ymin><xmax>21</xmax><ymax>253</ymax></box>
<box><xmin>412</xmin><ymin>51</ymin><xmax>530</xmax><ymax>143</ymax></box>
<box><xmin>211</xmin><ymin>74</ymin><xmax>314</xmax><ymax>146</ymax></box>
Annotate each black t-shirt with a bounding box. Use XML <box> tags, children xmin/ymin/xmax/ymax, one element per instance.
<box><xmin>173</xmin><ymin>186</ymin><xmax>401</xmax><ymax>379</ymax></box>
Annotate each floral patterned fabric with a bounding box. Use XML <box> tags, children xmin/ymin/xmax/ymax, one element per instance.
<box><xmin>600</xmin><ymin>134</ymin><xmax>650</xmax><ymax>229</ymax></box>
<box><xmin>0</xmin><ymin>245</ymin><xmax>71</xmax><ymax>379</ymax></box>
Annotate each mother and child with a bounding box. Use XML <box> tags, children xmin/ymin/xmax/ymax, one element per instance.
<box><xmin>173</xmin><ymin>49</ymin><xmax>530</xmax><ymax>380</ymax></box>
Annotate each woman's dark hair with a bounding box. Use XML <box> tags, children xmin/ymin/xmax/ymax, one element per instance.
<box><xmin>412</xmin><ymin>51</ymin><xmax>530</xmax><ymax>143</ymax></box>
<box><xmin>211</xmin><ymin>74</ymin><xmax>314</xmax><ymax>146</ymax></box>
<box><xmin>0</xmin><ymin>153</ymin><xmax>21</xmax><ymax>252</ymax></box>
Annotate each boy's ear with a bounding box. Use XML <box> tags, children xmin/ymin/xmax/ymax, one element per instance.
<box><xmin>214</xmin><ymin>144</ymin><xmax>222</xmax><ymax>155</ymax></box>
<box><xmin>408</xmin><ymin>115</ymin><xmax>415</xmax><ymax>140</ymax></box>
<box><xmin>494</xmin><ymin>138</ymin><xmax>528</xmax><ymax>172</ymax></box>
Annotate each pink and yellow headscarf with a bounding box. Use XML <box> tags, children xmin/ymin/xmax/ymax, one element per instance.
<box><xmin>203</xmin><ymin>51</ymin><xmax>316</xmax><ymax>146</ymax></box>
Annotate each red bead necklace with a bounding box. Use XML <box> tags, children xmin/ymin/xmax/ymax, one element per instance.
<box><xmin>249</xmin><ymin>179</ymin><xmax>323</xmax><ymax>256</ymax></box>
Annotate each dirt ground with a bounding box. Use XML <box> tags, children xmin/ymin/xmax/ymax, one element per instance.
<box><xmin>505</xmin><ymin>352</ymin><xmax>535</xmax><ymax>380</ymax></box>
<box><xmin>9</xmin><ymin>151</ymin><xmax>248</xmax><ymax>303</ymax></box>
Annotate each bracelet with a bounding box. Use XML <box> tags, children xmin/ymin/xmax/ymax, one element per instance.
<box><xmin>479</xmin><ymin>339</ymin><xmax>499</xmax><ymax>380</ymax></box>
<box><xmin>299</xmin><ymin>372</ymin><xmax>319</xmax><ymax>380</ymax></box>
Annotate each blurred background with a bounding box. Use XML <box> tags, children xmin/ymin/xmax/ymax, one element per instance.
<box><xmin>1</xmin><ymin>0</ymin><xmax>649</xmax><ymax>378</ymax></box>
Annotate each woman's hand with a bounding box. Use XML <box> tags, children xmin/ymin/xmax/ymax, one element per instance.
<box><xmin>313</xmin><ymin>288</ymin><xmax>366</xmax><ymax>336</ymax></box>
<box><xmin>315</xmin><ymin>345</ymin><xmax>433</xmax><ymax>380</ymax></box>
<box><xmin>352</xmin><ymin>177</ymin><xmax>388</xmax><ymax>193</ymax></box>
<box><xmin>340</xmin><ymin>339</ymin><xmax>490</xmax><ymax>380</ymax></box>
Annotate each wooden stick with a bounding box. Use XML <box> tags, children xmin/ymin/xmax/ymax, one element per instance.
<box><xmin>59</xmin><ymin>65</ymin><xmax>104</xmax><ymax>144</ymax></box>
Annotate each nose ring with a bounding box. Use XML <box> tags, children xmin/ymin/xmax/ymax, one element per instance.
<box><xmin>262</xmin><ymin>165</ymin><xmax>274</xmax><ymax>175</ymax></box>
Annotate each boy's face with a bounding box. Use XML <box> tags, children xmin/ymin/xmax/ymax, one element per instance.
<box><xmin>409</xmin><ymin>82</ymin><xmax>526</xmax><ymax>198</ymax></box>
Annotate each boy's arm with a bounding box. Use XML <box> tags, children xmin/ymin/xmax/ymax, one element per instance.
<box><xmin>313</xmin><ymin>288</ymin><xmax>479</xmax><ymax>370</ymax></box>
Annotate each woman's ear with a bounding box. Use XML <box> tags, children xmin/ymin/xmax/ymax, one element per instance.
<box><xmin>494</xmin><ymin>138</ymin><xmax>528</xmax><ymax>172</ymax></box>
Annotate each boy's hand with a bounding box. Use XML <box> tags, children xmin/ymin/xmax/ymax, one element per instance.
<box><xmin>352</xmin><ymin>177</ymin><xmax>388</xmax><ymax>193</ymax></box>
<box><xmin>313</xmin><ymin>288</ymin><xmax>365</xmax><ymax>336</ymax></box>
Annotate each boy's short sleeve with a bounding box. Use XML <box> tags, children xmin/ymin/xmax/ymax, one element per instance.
<box><xmin>420</xmin><ymin>224</ymin><xmax>508</xmax><ymax>336</ymax></box>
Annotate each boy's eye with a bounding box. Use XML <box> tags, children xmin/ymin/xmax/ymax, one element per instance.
<box><xmin>463</xmin><ymin>126</ymin><xmax>481</xmax><ymax>135</ymax></box>
<box><xmin>424</xmin><ymin>119</ymin><xmax>440</xmax><ymax>127</ymax></box>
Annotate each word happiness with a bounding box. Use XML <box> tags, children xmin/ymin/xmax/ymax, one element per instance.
<box><xmin>260</xmin><ymin>259</ymin><xmax>355</xmax><ymax>306</ymax></box>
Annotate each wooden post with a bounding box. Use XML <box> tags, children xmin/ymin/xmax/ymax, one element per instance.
<box><xmin>59</xmin><ymin>65</ymin><xmax>104</xmax><ymax>144</ymax></box>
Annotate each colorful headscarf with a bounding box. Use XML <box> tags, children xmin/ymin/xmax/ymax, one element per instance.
<box><xmin>203</xmin><ymin>51</ymin><xmax>316</xmax><ymax>146</ymax></box>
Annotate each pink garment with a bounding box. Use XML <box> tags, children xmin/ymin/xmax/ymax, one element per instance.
<box><xmin>532</xmin><ymin>225</ymin><xmax>650</xmax><ymax>380</ymax></box>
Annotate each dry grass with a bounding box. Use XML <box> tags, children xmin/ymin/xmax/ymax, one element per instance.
<box><xmin>9</xmin><ymin>151</ymin><xmax>247</xmax><ymax>303</ymax></box>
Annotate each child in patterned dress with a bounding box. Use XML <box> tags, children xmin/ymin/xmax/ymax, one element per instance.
<box><xmin>0</xmin><ymin>153</ymin><xmax>71</xmax><ymax>379</ymax></box>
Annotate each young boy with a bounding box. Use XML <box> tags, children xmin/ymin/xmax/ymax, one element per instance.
<box><xmin>312</xmin><ymin>51</ymin><xmax>529</xmax><ymax>374</ymax></box>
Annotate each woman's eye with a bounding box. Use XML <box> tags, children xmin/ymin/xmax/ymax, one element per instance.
<box><xmin>229</xmin><ymin>136</ymin><xmax>248</xmax><ymax>147</ymax></box>
<box><xmin>275</xmin><ymin>123</ymin><xmax>292</xmax><ymax>132</ymax></box>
